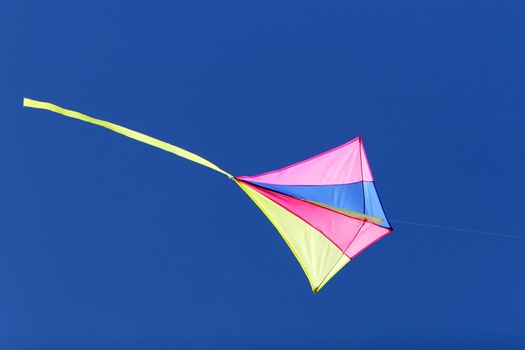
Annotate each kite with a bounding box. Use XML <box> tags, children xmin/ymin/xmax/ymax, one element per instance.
<box><xmin>23</xmin><ymin>98</ymin><xmax>393</xmax><ymax>293</ymax></box>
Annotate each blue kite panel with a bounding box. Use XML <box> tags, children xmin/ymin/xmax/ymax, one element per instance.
<box><xmin>247</xmin><ymin>181</ymin><xmax>365</xmax><ymax>215</ymax></box>
<box><xmin>247</xmin><ymin>181</ymin><xmax>391</xmax><ymax>229</ymax></box>
<box><xmin>363</xmin><ymin>182</ymin><xmax>391</xmax><ymax>228</ymax></box>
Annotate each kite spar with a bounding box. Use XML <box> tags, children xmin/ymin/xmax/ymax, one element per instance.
<box><xmin>23</xmin><ymin>98</ymin><xmax>392</xmax><ymax>293</ymax></box>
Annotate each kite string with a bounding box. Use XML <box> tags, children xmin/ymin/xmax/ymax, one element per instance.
<box><xmin>390</xmin><ymin>219</ymin><xmax>525</xmax><ymax>241</ymax></box>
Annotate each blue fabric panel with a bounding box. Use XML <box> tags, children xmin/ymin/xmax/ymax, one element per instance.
<box><xmin>363</xmin><ymin>182</ymin><xmax>391</xmax><ymax>228</ymax></box>
<box><xmin>247</xmin><ymin>181</ymin><xmax>365</xmax><ymax>216</ymax></box>
<box><xmin>247</xmin><ymin>181</ymin><xmax>392</xmax><ymax>229</ymax></box>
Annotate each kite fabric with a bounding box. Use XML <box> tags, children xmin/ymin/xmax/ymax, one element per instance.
<box><xmin>23</xmin><ymin>98</ymin><xmax>393</xmax><ymax>293</ymax></box>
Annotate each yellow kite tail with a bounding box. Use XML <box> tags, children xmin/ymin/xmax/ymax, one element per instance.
<box><xmin>23</xmin><ymin>98</ymin><xmax>233</xmax><ymax>179</ymax></box>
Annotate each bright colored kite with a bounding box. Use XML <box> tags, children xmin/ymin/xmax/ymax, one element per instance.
<box><xmin>23</xmin><ymin>98</ymin><xmax>393</xmax><ymax>293</ymax></box>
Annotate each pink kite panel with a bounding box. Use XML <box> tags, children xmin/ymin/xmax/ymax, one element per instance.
<box><xmin>344</xmin><ymin>223</ymin><xmax>391</xmax><ymax>259</ymax></box>
<box><xmin>243</xmin><ymin>181</ymin><xmax>366</xmax><ymax>253</ymax></box>
<box><xmin>238</xmin><ymin>137</ymin><xmax>374</xmax><ymax>185</ymax></box>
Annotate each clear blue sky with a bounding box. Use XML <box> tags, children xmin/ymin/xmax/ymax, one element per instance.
<box><xmin>2</xmin><ymin>1</ymin><xmax>524</xmax><ymax>348</ymax></box>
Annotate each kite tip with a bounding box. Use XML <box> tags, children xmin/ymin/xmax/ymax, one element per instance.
<box><xmin>22</xmin><ymin>97</ymin><xmax>29</xmax><ymax>106</ymax></box>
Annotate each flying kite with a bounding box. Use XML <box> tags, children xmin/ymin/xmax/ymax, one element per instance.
<box><xmin>23</xmin><ymin>98</ymin><xmax>392</xmax><ymax>293</ymax></box>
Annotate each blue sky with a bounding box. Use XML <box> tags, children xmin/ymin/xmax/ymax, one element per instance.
<box><xmin>1</xmin><ymin>1</ymin><xmax>524</xmax><ymax>348</ymax></box>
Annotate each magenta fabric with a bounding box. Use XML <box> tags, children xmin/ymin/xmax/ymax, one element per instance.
<box><xmin>243</xmin><ymin>181</ymin><xmax>371</xmax><ymax>255</ymax></box>
<box><xmin>344</xmin><ymin>223</ymin><xmax>391</xmax><ymax>259</ymax></box>
<box><xmin>238</xmin><ymin>137</ymin><xmax>374</xmax><ymax>185</ymax></box>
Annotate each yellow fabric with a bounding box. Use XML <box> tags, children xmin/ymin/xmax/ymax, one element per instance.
<box><xmin>23</xmin><ymin>98</ymin><xmax>233</xmax><ymax>179</ymax></box>
<box><xmin>316</xmin><ymin>255</ymin><xmax>351</xmax><ymax>292</ymax></box>
<box><xmin>236</xmin><ymin>180</ymin><xmax>348</xmax><ymax>292</ymax></box>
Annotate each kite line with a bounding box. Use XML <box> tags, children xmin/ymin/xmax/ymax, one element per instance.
<box><xmin>391</xmin><ymin>219</ymin><xmax>525</xmax><ymax>241</ymax></box>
